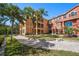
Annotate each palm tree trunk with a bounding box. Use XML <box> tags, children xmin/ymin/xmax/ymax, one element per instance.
<box><xmin>11</xmin><ymin>21</ymin><xmax>14</xmax><ymax>44</ymax></box>
<box><xmin>4</xmin><ymin>24</ymin><xmax>6</xmax><ymax>42</ymax></box>
<box><xmin>36</xmin><ymin>16</ymin><xmax>38</xmax><ymax>35</ymax></box>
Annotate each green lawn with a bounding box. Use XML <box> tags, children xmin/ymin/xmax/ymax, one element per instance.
<box><xmin>63</xmin><ymin>37</ymin><xmax>79</xmax><ymax>41</ymax></box>
<box><xmin>4</xmin><ymin>36</ymin><xmax>79</xmax><ymax>56</ymax></box>
<box><xmin>26</xmin><ymin>34</ymin><xmax>79</xmax><ymax>41</ymax></box>
<box><xmin>26</xmin><ymin>34</ymin><xmax>59</xmax><ymax>41</ymax></box>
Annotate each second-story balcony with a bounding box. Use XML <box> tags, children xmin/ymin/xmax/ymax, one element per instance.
<box><xmin>61</xmin><ymin>14</ymin><xmax>79</xmax><ymax>22</ymax></box>
<box><xmin>33</xmin><ymin>19</ymin><xmax>43</xmax><ymax>24</ymax></box>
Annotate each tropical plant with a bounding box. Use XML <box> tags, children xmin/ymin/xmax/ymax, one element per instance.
<box><xmin>65</xmin><ymin>27</ymin><xmax>74</xmax><ymax>36</ymax></box>
<box><xmin>74</xmin><ymin>28</ymin><xmax>79</xmax><ymax>32</ymax></box>
<box><xmin>0</xmin><ymin>3</ymin><xmax>25</xmax><ymax>43</ymax></box>
<box><xmin>24</xmin><ymin>6</ymin><xmax>34</xmax><ymax>19</ymax></box>
<box><xmin>24</xmin><ymin>7</ymin><xmax>48</xmax><ymax>35</ymax></box>
<box><xmin>23</xmin><ymin>7</ymin><xmax>48</xmax><ymax>41</ymax></box>
<box><xmin>0</xmin><ymin>24</ymin><xmax>10</xmax><ymax>35</ymax></box>
<box><xmin>33</xmin><ymin>8</ymin><xmax>48</xmax><ymax>35</ymax></box>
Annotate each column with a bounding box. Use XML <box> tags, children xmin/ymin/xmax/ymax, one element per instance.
<box><xmin>62</xmin><ymin>22</ymin><xmax>65</xmax><ymax>34</ymax></box>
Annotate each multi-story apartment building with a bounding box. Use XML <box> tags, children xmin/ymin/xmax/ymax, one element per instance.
<box><xmin>19</xmin><ymin>18</ymin><xmax>48</xmax><ymax>35</ymax></box>
<box><xmin>50</xmin><ymin>5</ymin><xmax>79</xmax><ymax>36</ymax></box>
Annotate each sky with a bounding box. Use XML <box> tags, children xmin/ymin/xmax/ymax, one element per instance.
<box><xmin>17</xmin><ymin>3</ymin><xmax>78</xmax><ymax>19</ymax></box>
<box><xmin>6</xmin><ymin>3</ymin><xmax>78</xmax><ymax>25</ymax></box>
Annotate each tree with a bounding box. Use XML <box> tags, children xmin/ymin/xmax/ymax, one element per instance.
<box><xmin>24</xmin><ymin>7</ymin><xmax>35</xmax><ymax>35</ymax></box>
<box><xmin>0</xmin><ymin>24</ymin><xmax>11</xmax><ymax>35</ymax></box>
<box><xmin>0</xmin><ymin>4</ymin><xmax>25</xmax><ymax>43</ymax></box>
<box><xmin>24</xmin><ymin>6</ymin><xmax>34</xmax><ymax>19</ymax></box>
<box><xmin>24</xmin><ymin>7</ymin><xmax>48</xmax><ymax>35</ymax></box>
<box><xmin>0</xmin><ymin>3</ymin><xmax>9</xmax><ymax>37</ymax></box>
<box><xmin>33</xmin><ymin>8</ymin><xmax>48</xmax><ymax>35</ymax></box>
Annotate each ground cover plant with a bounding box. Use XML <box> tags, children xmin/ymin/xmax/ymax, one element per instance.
<box><xmin>4</xmin><ymin>36</ymin><xmax>79</xmax><ymax>56</ymax></box>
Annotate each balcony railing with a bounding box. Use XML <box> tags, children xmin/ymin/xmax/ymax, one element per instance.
<box><xmin>62</xmin><ymin>15</ymin><xmax>79</xmax><ymax>22</ymax></box>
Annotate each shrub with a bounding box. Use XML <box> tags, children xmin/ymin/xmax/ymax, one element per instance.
<box><xmin>45</xmin><ymin>34</ymin><xmax>59</xmax><ymax>38</ymax></box>
<box><xmin>0</xmin><ymin>37</ymin><xmax>4</xmax><ymax>47</ymax></box>
<box><xmin>52</xmin><ymin>35</ymin><xmax>59</xmax><ymax>38</ymax></box>
<box><xmin>65</xmin><ymin>27</ymin><xmax>74</xmax><ymax>35</ymax></box>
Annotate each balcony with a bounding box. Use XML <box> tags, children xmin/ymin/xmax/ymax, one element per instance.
<box><xmin>61</xmin><ymin>14</ymin><xmax>79</xmax><ymax>22</ymax></box>
<box><xmin>33</xmin><ymin>18</ymin><xmax>43</xmax><ymax>23</ymax></box>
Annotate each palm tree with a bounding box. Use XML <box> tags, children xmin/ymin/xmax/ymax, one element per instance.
<box><xmin>24</xmin><ymin>7</ymin><xmax>48</xmax><ymax>35</ymax></box>
<box><xmin>0</xmin><ymin>4</ymin><xmax>25</xmax><ymax>43</ymax></box>
<box><xmin>24</xmin><ymin>7</ymin><xmax>34</xmax><ymax>35</ymax></box>
<box><xmin>33</xmin><ymin>8</ymin><xmax>48</xmax><ymax>35</ymax></box>
<box><xmin>0</xmin><ymin>3</ymin><xmax>9</xmax><ymax>38</ymax></box>
<box><xmin>24</xmin><ymin>6</ymin><xmax>34</xmax><ymax>19</ymax></box>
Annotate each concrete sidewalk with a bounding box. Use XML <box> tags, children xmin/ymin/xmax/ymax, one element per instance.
<box><xmin>14</xmin><ymin>35</ymin><xmax>29</xmax><ymax>40</ymax></box>
<box><xmin>14</xmin><ymin>35</ymin><xmax>79</xmax><ymax>53</ymax></box>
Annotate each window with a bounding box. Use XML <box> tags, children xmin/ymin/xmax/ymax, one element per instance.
<box><xmin>65</xmin><ymin>21</ymin><xmax>72</xmax><ymax>27</ymax></box>
<box><xmin>32</xmin><ymin>17</ymin><xmax>36</xmax><ymax>23</ymax></box>
<box><xmin>41</xmin><ymin>24</ymin><xmax>43</xmax><ymax>28</ymax></box>
<box><xmin>70</xmin><ymin>11</ymin><xmax>77</xmax><ymax>16</ymax></box>
<box><xmin>41</xmin><ymin>30</ymin><xmax>43</xmax><ymax>33</ymax></box>
<box><xmin>63</xmin><ymin>14</ymin><xmax>66</xmax><ymax>18</ymax></box>
<box><xmin>38</xmin><ymin>29</ymin><xmax>40</xmax><ymax>34</ymax></box>
<box><xmin>57</xmin><ymin>17</ymin><xmax>59</xmax><ymax>20</ymax></box>
<box><xmin>69</xmin><ymin>14</ymin><xmax>71</xmax><ymax>17</ymax></box>
<box><xmin>58</xmin><ymin>17</ymin><xmax>61</xmax><ymax>20</ymax></box>
<box><xmin>38</xmin><ymin>23</ymin><xmax>40</xmax><ymax>28</ymax></box>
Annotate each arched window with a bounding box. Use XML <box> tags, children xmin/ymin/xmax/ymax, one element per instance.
<box><xmin>65</xmin><ymin>21</ymin><xmax>72</xmax><ymax>27</ymax></box>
